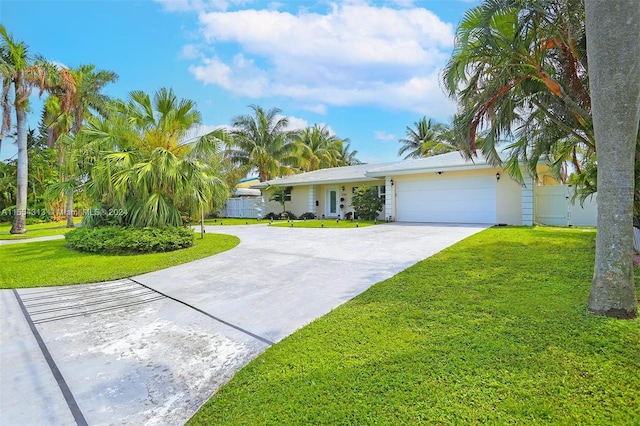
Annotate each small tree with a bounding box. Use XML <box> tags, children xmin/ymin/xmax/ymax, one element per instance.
<box><xmin>351</xmin><ymin>186</ymin><xmax>383</xmax><ymax>220</ymax></box>
<box><xmin>268</xmin><ymin>185</ymin><xmax>291</xmax><ymax>215</ymax></box>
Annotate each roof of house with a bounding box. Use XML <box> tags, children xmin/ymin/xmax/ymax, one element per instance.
<box><xmin>251</xmin><ymin>162</ymin><xmax>392</xmax><ymax>188</ymax></box>
<box><xmin>251</xmin><ymin>151</ymin><xmax>504</xmax><ymax>188</ymax></box>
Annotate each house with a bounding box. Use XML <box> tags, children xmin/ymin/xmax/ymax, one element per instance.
<box><xmin>252</xmin><ymin>151</ymin><xmax>597</xmax><ymax>226</ymax></box>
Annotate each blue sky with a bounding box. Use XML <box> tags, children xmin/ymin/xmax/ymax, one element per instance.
<box><xmin>1</xmin><ymin>0</ymin><xmax>479</xmax><ymax>164</ymax></box>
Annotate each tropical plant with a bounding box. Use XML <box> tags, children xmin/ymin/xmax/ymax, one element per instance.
<box><xmin>267</xmin><ymin>185</ymin><xmax>291</xmax><ymax>214</ymax></box>
<box><xmin>442</xmin><ymin>0</ymin><xmax>593</xmax><ymax>185</ymax></box>
<box><xmin>398</xmin><ymin>117</ymin><xmax>456</xmax><ymax>159</ymax></box>
<box><xmin>80</xmin><ymin>87</ymin><xmax>229</xmax><ymax>228</ymax></box>
<box><xmin>296</xmin><ymin>124</ymin><xmax>345</xmax><ymax>171</ymax></box>
<box><xmin>227</xmin><ymin>105</ymin><xmax>299</xmax><ymax>181</ymax></box>
<box><xmin>43</xmin><ymin>64</ymin><xmax>118</xmax><ymax>227</ymax></box>
<box><xmin>338</xmin><ymin>140</ymin><xmax>361</xmax><ymax>165</ymax></box>
<box><xmin>351</xmin><ymin>186</ymin><xmax>383</xmax><ymax>220</ymax></box>
<box><xmin>0</xmin><ymin>25</ymin><xmax>68</xmax><ymax>233</ymax></box>
<box><xmin>584</xmin><ymin>0</ymin><xmax>639</xmax><ymax>319</ymax></box>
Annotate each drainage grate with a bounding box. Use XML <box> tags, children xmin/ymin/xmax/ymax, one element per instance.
<box><xmin>19</xmin><ymin>279</ymin><xmax>165</xmax><ymax>324</ymax></box>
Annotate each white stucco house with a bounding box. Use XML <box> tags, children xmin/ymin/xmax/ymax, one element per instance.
<box><xmin>252</xmin><ymin>151</ymin><xmax>597</xmax><ymax>226</ymax></box>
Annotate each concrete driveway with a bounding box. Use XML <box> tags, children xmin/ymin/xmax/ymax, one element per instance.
<box><xmin>1</xmin><ymin>222</ymin><xmax>488</xmax><ymax>425</ymax></box>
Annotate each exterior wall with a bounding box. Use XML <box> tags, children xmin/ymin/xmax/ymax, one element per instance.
<box><xmin>263</xmin><ymin>181</ymin><xmax>386</xmax><ymax>219</ymax></box>
<box><xmin>534</xmin><ymin>185</ymin><xmax>597</xmax><ymax>226</ymax></box>
<box><xmin>496</xmin><ymin>172</ymin><xmax>523</xmax><ymax>225</ymax></box>
<box><xmin>521</xmin><ymin>175</ymin><xmax>534</xmax><ymax>225</ymax></box>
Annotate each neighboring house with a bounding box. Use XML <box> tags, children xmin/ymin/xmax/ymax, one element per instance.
<box><xmin>252</xmin><ymin>151</ymin><xmax>597</xmax><ymax>226</ymax></box>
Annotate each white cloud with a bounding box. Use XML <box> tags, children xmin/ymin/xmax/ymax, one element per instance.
<box><xmin>283</xmin><ymin>115</ymin><xmax>309</xmax><ymax>131</ymax></box>
<box><xmin>374</xmin><ymin>131</ymin><xmax>397</xmax><ymax>141</ymax></box>
<box><xmin>184</xmin><ymin>1</ymin><xmax>457</xmax><ymax>118</ymax></box>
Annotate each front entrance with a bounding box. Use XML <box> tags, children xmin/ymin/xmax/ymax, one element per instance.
<box><xmin>325</xmin><ymin>187</ymin><xmax>339</xmax><ymax>217</ymax></box>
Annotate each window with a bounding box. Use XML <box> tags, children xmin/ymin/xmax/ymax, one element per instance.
<box><xmin>378</xmin><ymin>185</ymin><xmax>386</xmax><ymax>204</ymax></box>
<box><xmin>285</xmin><ymin>186</ymin><xmax>292</xmax><ymax>201</ymax></box>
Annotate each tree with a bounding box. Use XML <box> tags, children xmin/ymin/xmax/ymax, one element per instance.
<box><xmin>0</xmin><ymin>25</ymin><xmax>63</xmax><ymax>233</ymax></box>
<box><xmin>227</xmin><ymin>105</ymin><xmax>299</xmax><ymax>181</ymax></box>
<box><xmin>585</xmin><ymin>0</ymin><xmax>639</xmax><ymax>319</ymax></box>
<box><xmin>338</xmin><ymin>140</ymin><xmax>361</xmax><ymax>165</ymax></box>
<box><xmin>267</xmin><ymin>185</ymin><xmax>291</xmax><ymax>215</ymax></box>
<box><xmin>351</xmin><ymin>186</ymin><xmax>383</xmax><ymax>220</ymax></box>
<box><xmin>398</xmin><ymin>117</ymin><xmax>455</xmax><ymax>160</ymax></box>
<box><xmin>296</xmin><ymin>124</ymin><xmax>344</xmax><ymax>171</ymax></box>
<box><xmin>44</xmin><ymin>64</ymin><xmax>117</xmax><ymax>227</ymax></box>
<box><xmin>81</xmin><ymin>88</ymin><xmax>228</xmax><ymax>227</ymax></box>
<box><xmin>442</xmin><ymin>0</ymin><xmax>593</xmax><ymax>184</ymax></box>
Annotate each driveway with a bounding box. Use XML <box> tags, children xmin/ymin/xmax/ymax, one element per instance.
<box><xmin>0</xmin><ymin>223</ymin><xmax>488</xmax><ymax>425</ymax></box>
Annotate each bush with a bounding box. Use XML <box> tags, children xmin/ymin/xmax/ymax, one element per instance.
<box><xmin>299</xmin><ymin>212</ymin><xmax>316</xmax><ymax>220</ymax></box>
<box><xmin>351</xmin><ymin>186</ymin><xmax>383</xmax><ymax>220</ymax></box>
<box><xmin>65</xmin><ymin>226</ymin><xmax>194</xmax><ymax>254</ymax></box>
<box><xmin>264</xmin><ymin>212</ymin><xmax>280</xmax><ymax>220</ymax></box>
<box><xmin>281</xmin><ymin>211</ymin><xmax>297</xmax><ymax>220</ymax></box>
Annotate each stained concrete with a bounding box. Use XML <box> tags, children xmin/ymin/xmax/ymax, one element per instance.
<box><xmin>0</xmin><ymin>222</ymin><xmax>488</xmax><ymax>425</ymax></box>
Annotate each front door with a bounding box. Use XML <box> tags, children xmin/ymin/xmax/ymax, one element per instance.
<box><xmin>326</xmin><ymin>187</ymin><xmax>339</xmax><ymax>217</ymax></box>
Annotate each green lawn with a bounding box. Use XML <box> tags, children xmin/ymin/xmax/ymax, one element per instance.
<box><xmin>0</xmin><ymin>233</ymin><xmax>239</xmax><ymax>288</ymax></box>
<box><xmin>269</xmin><ymin>219</ymin><xmax>378</xmax><ymax>228</ymax></box>
<box><xmin>203</xmin><ymin>218</ymin><xmax>268</xmax><ymax>226</ymax></box>
<box><xmin>0</xmin><ymin>219</ymin><xmax>82</xmax><ymax>240</ymax></box>
<box><xmin>189</xmin><ymin>226</ymin><xmax>640</xmax><ymax>425</ymax></box>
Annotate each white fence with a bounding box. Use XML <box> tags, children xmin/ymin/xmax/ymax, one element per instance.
<box><xmin>221</xmin><ymin>197</ymin><xmax>264</xmax><ymax>218</ymax></box>
<box><xmin>534</xmin><ymin>185</ymin><xmax>597</xmax><ymax>226</ymax></box>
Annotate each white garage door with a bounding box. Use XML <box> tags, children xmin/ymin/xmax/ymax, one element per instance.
<box><xmin>396</xmin><ymin>175</ymin><xmax>496</xmax><ymax>223</ymax></box>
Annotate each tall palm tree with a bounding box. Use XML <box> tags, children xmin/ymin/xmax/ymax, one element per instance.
<box><xmin>442</xmin><ymin>0</ymin><xmax>592</xmax><ymax>182</ymax></box>
<box><xmin>585</xmin><ymin>0</ymin><xmax>639</xmax><ymax>319</ymax></box>
<box><xmin>296</xmin><ymin>124</ymin><xmax>344</xmax><ymax>171</ymax></box>
<box><xmin>338</xmin><ymin>140</ymin><xmax>361</xmax><ymax>165</ymax></box>
<box><xmin>398</xmin><ymin>117</ymin><xmax>454</xmax><ymax>160</ymax></box>
<box><xmin>228</xmin><ymin>105</ymin><xmax>299</xmax><ymax>181</ymax></box>
<box><xmin>81</xmin><ymin>87</ymin><xmax>228</xmax><ymax>227</ymax></box>
<box><xmin>45</xmin><ymin>64</ymin><xmax>118</xmax><ymax>227</ymax></box>
<box><xmin>0</xmin><ymin>25</ymin><xmax>63</xmax><ymax>234</ymax></box>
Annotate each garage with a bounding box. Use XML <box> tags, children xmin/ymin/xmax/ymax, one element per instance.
<box><xmin>395</xmin><ymin>174</ymin><xmax>497</xmax><ymax>223</ymax></box>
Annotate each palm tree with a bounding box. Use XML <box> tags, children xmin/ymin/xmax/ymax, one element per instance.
<box><xmin>398</xmin><ymin>117</ymin><xmax>454</xmax><ymax>160</ymax></box>
<box><xmin>442</xmin><ymin>0</ymin><xmax>592</xmax><ymax>182</ymax></box>
<box><xmin>296</xmin><ymin>125</ymin><xmax>344</xmax><ymax>171</ymax></box>
<box><xmin>338</xmin><ymin>140</ymin><xmax>361</xmax><ymax>165</ymax></box>
<box><xmin>585</xmin><ymin>0</ymin><xmax>639</xmax><ymax>319</ymax></box>
<box><xmin>81</xmin><ymin>87</ymin><xmax>228</xmax><ymax>228</ymax></box>
<box><xmin>0</xmin><ymin>25</ymin><xmax>61</xmax><ymax>234</ymax></box>
<box><xmin>227</xmin><ymin>105</ymin><xmax>299</xmax><ymax>181</ymax></box>
<box><xmin>45</xmin><ymin>64</ymin><xmax>118</xmax><ymax>227</ymax></box>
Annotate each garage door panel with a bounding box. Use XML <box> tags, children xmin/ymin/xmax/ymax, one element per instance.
<box><xmin>396</xmin><ymin>175</ymin><xmax>496</xmax><ymax>223</ymax></box>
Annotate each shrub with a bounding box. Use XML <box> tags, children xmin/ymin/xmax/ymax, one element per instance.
<box><xmin>264</xmin><ymin>212</ymin><xmax>280</xmax><ymax>220</ymax></box>
<box><xmin>65</xmin><ymin>226</ymin><xmax>194</xmax><ymax>254</ymax></box>
<box><xmin>351</xmin><ymin>186</ymin><xmax>383</xmax><ymax>220</ymax></box>
<box><xmin>299</xmin><ymin>212</ymin><xmax>316</xmax><ymax>220</ymax></box>
<box><xmin>281</xmin><ymin>211</ymin><xmax>297</xmax><ymax>220</ymax></box>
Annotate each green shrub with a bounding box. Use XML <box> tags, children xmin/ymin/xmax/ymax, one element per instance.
<box><xmin>351</xmin><ymin>186</ymin><xmax>383</xmax><ymax>220</ymax></box>
<box><xmin>65</xmin><ymin>226</ymin><xmax>194</xmax><ymax>254</ymax></box>
<box><xmin>299</xmin><ymin>212</ymin><xmax>316</xmax><ymax>220</ymax></box>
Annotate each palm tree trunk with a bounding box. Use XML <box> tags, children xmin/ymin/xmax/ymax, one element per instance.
<box><xmin>66</xmin><ymin>188</ymin><xmax>75</xmax><ymax>228</ymax></box>
<box><xmin>585</xmin><ymin>0</ymin><xmax>640</xmax><ymax>319</ymax></box>
<box><xmin>10</xmin><ymin>101</ymin><xmax>27</xmax><ymax>234</ymax></box>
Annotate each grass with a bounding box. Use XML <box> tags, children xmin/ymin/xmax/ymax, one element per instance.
<box><xmin>0</xmin><ymin>219</ymin><xmax>82</xmax><ymax>240</ymax></box>
<box><xmin>188</xmin><ymin>226</ymin><xmax>640</xmax><ymax>425</ymax></box>
<box><xmin>269</xmin><ymin>219</ymin><xmax>378</xmax><ymax>228</ymax></box>
<box><xmin>0</xmin><ymin>233</ymin><xmax>239</xmax><ymax>288</ymax></box>
<box><xmin>203</xmin><ymin>218</ymin><xmax>267</xmax><ymax>226</ymax></box>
